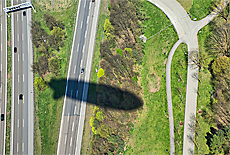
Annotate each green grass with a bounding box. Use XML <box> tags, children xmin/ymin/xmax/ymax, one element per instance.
<box><xmin>189</xmin><ymin>0</ymin><xmax>217</xmax><ymax>20</ymax></box>
<box><xmin>124</xmin><ymin>1</ymin><xmax>179</xmax><ymax>154</ymax></box>
<box><xmin>32</xmin><ymin>1</ymin><xmax>78</xmax><ymax>154</ymax></box>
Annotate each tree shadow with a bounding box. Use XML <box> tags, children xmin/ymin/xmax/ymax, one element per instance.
<box><xmin>48</xmin><ymin>78</ymin><xmax>143</xmax><ymax>111</ymax></box>
<box><xmin>205</xmin><ymin>127</ymin><xmax>217</xmax><ymax>149</ymax></box>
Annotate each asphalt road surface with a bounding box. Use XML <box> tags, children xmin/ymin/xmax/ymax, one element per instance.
<box><xmin>57</xmin><ymin>0</ymin><xmax>100</xmax><ymax>154</ymax></box>
<box><xmin>0</xmin><ymin>0</ymin><xmax>8</xmax><ymax>154</ymax></box>
<box><xmin>11</xmin><ymin>0</ymin><xmax>34</xmax><ymax>154</ymax></box>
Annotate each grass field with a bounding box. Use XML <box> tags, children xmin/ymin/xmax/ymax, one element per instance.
<box><xmin>124</xmin><ymin>0</ymin><xmax>217</xmax><ymax>154</ymax></box>
<box><xmin>32</xmin><ymin>1</ymin><xmax>78</xmax><ymax>154</ymax></box>
<box><xmin>80</xmin><ymin>0</ymin><xmax>108</xmax><ymax>154</ymax></box>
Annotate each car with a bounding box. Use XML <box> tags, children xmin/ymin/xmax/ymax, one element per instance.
<box><xmin>14</xmin><ymin>47</ymin><xmax>17</xmax><ymax>53</ymax></box>
<box><xmin>1</xmin><ymin>114</ymin><xmax>4</xmax><ymax>121</ymax></box>
<box><xmin>81</xmin><ymin>68</ymin><xmax>84</xmax><ymax>74</ymax></box>
<box><xmin>23</xmin><ymin>11</ymin><xmax>26</xmax><ymax>16</ymax></box>
<box><xmin>92</xmin><ymin>0</ymin><xmax>95</xmax><ymax>2</ymax></box>
<box><xmin>19</xmin><ymin>94</ymin><xmax>23</xmax><ymax>100</ymax></box>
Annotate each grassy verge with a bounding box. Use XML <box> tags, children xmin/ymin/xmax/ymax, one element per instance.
<box><xmin>32</xmin><ymin>1</ymin><xmax>78</xmax><ymax>154</ymax></box>
<box><xmin>5</xmin><ymin>0</ymin><xmax>12</xmax><ymax>153</ymax></box>
<box><xmin>176</xmin><ymin>0</ymin><xmax>192</xmax><ymax>11</ymax></box>
<box><xmin>194</xmin><ymin>23</ymin><xmax>215</xmax><ymax>154</ymax></box>
<box><xmin>80</xmin><ymin>0</ymin><xmax>108</xmax><ymax>154</ymax></box>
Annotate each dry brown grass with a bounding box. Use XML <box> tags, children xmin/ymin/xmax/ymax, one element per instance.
<box><xmin>176</xmin><ymin>0</ymin><xmax>193</xmax><ymax>12</ymax></box>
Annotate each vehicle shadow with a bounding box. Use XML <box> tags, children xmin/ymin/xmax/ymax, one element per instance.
<box><xmin>48</xmin><ymin>78</ymin><xmax>143</xmax><ymax>110</ymax></box>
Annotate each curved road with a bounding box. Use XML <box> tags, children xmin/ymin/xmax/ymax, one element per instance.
<box><xmin>148</xmin><ymin>0</ymin><xmax>226</xmax><ymax>154</ymax></box>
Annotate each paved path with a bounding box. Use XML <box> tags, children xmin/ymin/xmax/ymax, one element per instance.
<box><xmin>147</xmin><ymin>0</ymin><xmax>226</xmax><ymax>154</ymax></box>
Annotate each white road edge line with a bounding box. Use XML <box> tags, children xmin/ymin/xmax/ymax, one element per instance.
<box><xmin>18</xmin><ymin>55</ymin><xmax>19</xmax><ymax>62</ymax></box>
<box><xmin>17</xmin><ymin>143</ymin><xmax>18</xmax><ymax>152</ymax></box>
<box><xmin>87</xmin><ymin>16</ymin><xmax>89</xmax><ymax>24</ymax></box>
<box><xmin>74</xmin><ymin>65</ymin><xmax>76</xmax><ymax>74</ymax></box>
<box><xmin>84</xmin><ymin>0</ymin><xmax>86</xmax><ymax>8</ymax></box>
<box><xmin>81</xmin><ymin>21</ymin><xmax>83</xmax><ymax>28</ymax></box>
<box><xmin>72</xmin><ymin>122</ymin><xmax>74</xmax><ymax>131</ymax></box>
<box><xmin>80</xmin><ymin>60</ymin><xmax>83</xmax><ymax>67</ymax></box>
<box><xmin>17</xmin><ymin>14</ymin><xmax>18</xmax><ymax>21</ymax></box>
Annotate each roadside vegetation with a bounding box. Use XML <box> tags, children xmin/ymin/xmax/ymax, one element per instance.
<box><xmin>32</xmin><ymin>1</ymin><xmax>78</xmax><ymax>154</ymax></box>
<box><xmin>5</xmin><ymin>0</ymin><xmax>12</xmax><ymax>154</ymax></box>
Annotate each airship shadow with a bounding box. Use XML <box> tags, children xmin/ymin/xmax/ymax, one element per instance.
<box><xmin>48</xmin><ymin>78</ymin><xmax>143</xmax><ymax>110</ymax></box>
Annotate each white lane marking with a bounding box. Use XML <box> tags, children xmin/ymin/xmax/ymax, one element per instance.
<box><xmin>23</xmin><ymin>54</ymin><xmax>24</xmax><ymax>61</ymax></box>
<box><xmin>70</xmin><ymin>137</ymin><xmax>72</xmax><ymax>146</ymax></box>
<box><xmin>18</xmin><ymin>34</ymin><xmax>19</xmax><ymax>41</ymax></box>
<box><xmin>89</xmin><ymin>3</ymin><xmax>90</xmax><ymax>9</ymax></box>
<box><xmin>84</xmin><ymin>0</ymin><xmax>86</xmax><ymax>8</ymax></box>
<box><xmin>87</xmin><ymin>16</ymin><xmax>89</xmax><ymax>24</ymax></box>
<box><xmin>80</xmin><ymin>60</ymin><xmax>83</xmax><ymax>67</ymax></box>
<box><xmin>85</xmin><ymin>30</ymin><xmax>87</xmax><ymax>38</ymax></box>
<box><xmin>77</xmin><ymin>44</ymin><xmax>79</xmax><ymax>52</ymax></box>
<box><xmin>0</xmin><ymin>86</ymin><xmax>1</xmax><ymax>93</ymax></box>
<box><xmin>23</xmin><ymin>74</ymin><xmax>24</xmax><ymax>82</ymax></box>
<box><xmin>18</xmin><ymin>119</ymin><xmax>19</xmax><ymax>127</ymax></box>
<box><xmin>23</xmin><ymin>119</ymin><xmax>24</xmax><ymax>127</ymax></box>
<box><xmin>78</xmin><ymin>75</ymin><xmax>80</xmax><ymax>80</ymax></box>
<box><xmin>1</xmin><ymin>24</ymin><xmax>2</xmax><ymax>32</ymax></box>
<box><xmin>71</xmin><ymin>90</ymin><xmax>73</xmax><ymax>97</ymax></box>
<box><xmin>18</xmin><ymin>55</ymin><xmax>19</xmax><ymax>62</ymax></box>
<box><xmin>76</xmin><ymin>90</ymin><xmax>78</xmax><ymax>98</ymax></box>
<box><xmin>17</xmin><ymin>143</ymin><xmax>18</xmax><ymax>152</ymax></box>
<box><xmin>82</xmin><ymin>45</ymin><xmax>85</xmax><ymax>53</ymax></box>
<box><xmin>72</xmin><ymin>122</ymin><xmax>74</xmax><ymax>131</ymax></box>
<box><xmin>1</xmin><ymin>43</ymin><xmax>2</xmax><ymax>51</ymax></box>
<box><xmin>65</xmin><ymin>135</ymin><xmax>67</xmax><ymax>144</ymax></box>
<box><xmin>1</xmin><ymin>64</ymin><xmax>2</xmax><ymax>71</ymax></box>
<box><xmin>22</xmin><ymin>33</ymin><xmax>23</xmax><ymax>41</ymax></box>
<box><xmin>67</xmin><ymin>113</ymin><xmax>70</xmax><ymax>122</ymax></box>
<box><xmin>74</xmin><ymin>65</ymin><xmax>76</xmax><ymax>74</ymax></box>
<box><xmin>17</xmin><ymin>14</ymin><xmax>18</xmax><ymax>21</ymax></box>
<box><xmin>22</xmin><ymin>143</ymin><xmax>24</xmax><ymax>152</ymax></box>
<box><xmin>74</xmin><ymin>106</ymin><xmax>76</xmax><ymax>115</ymax></box>
<box><xmin>18</xmin><ymin>75</ymin><xmax>19</xmax><ymax>82</ymax></box>
<box><xmin>18</xmin><ymin>99</ymin><xmax>19</xmax><ymax>105</ymax></box>
<box><xmin>81</xmin><ymin>21</ymin><xmax>83</xmax><ymax>28</ymax></box>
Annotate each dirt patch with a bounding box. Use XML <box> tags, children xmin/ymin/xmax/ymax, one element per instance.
<box><xmin>35</xmin><ymin>0</ymin><xmax>75</xmax><ymax>12</ymax></box>
<box><xmin>7</xmin><ymin>74</ymin><xmax>11</xmax><ymax>79</ymax></box>
<box><xmin>149</xmin><ymin>76</ymin><xmax>161</xmax><ymax>93</ymax></box>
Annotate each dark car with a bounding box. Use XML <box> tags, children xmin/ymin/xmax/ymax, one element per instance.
<box><xmin>19</xmin><ymin>94</ymin><xmax>23</xmax><ymax>100</ymax></box>
<box><xmin>14</xmin><ymin>47</ymin><xmax>17</xmax><ymax>53</ymax></box>
<box><xmin>23</xmin><ymin>11</ymin><xmax>26</xmax><ymax>16</ymax></box>
<box><xmin>81</xmin><ymin>68</ymin><xmax>84</xmax><ymax>74</ymax></box>
<box><xmin>92</xmin><ymin>0</ymin><xmax>95</xmax><ymax>2</ymax></box>
<box><xmin>1</xmin><ymin>114</ymin><xmax>4</xmax><ymax>121</ymax></box>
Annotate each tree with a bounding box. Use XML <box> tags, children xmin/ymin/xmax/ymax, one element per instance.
<box><xmin>31</xmin><ymin>21</ymin><xmax>48</xmax><ymax>48</ymax></box>
<box><xmin>38</xmin><ymin>42</ymin><xmax>52</xmax><ymax>58</ymax></box>
<box><xmin>34</xmin><ymin>77</ymin><xmax>47</xmax><ymax>91</ymax></box>
<box><xmin>97</xmin><ymin>68</ymin><xmax>105</xmax><ymax>78</ymax></box>
<box><xmin>43</xmin><ymin>14</ymin><xmax>65</xmax><ymax>30</ymax></box>
<box><xmin>49</xmin><ymin>56</ymin><xmax>61</xmax><ymax>76</ymax></box>
<box><xmin>38</xmin><ymin>55</ymin><xmax>49</xmax><ymax>76</ymax></box>
<box><xmin>209</xmin><ymin>23</ymin><xmax>230</xmax><ymax>57</ymax></box>
<box><xmin>211</xmin><ymin>0</ymin><xmax>230</xmax><ymax>21</ymax></box>
<box><xmin>48</xmin><ymin>27</ymin><xmax>66</xmax><ymax>51</ymax></box>
<box><xmin>212</xmin><ymin>56</ymin><xmax>230</xmax><ymax>78</ymax></box>
<box><xmin>104</xmin><ymin>19</ymin><xmax>114</xmax><ymax>36</ymax></box>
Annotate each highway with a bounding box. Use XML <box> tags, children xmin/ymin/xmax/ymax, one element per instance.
<box><xmin>0</xmin><ymin>0</ymin><xmax>7</xmax><ymax>154</ymax></box>
<box><xmin>10</xmin><ymin>0</ymin><xmax>34</xmax><ymax>154</ymax></box>
<box><xmin>57</xmin><ymin>0</ymin><xmax>100</xmax><ymax>154</ymax></box>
